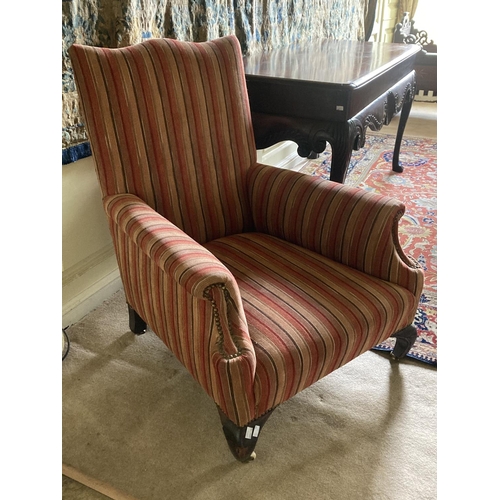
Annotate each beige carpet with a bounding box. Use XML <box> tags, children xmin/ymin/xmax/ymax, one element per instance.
<box><xmin>63</xmin><ymin>288</ymin><xmax>436</xmax><ymax>500</ymax></box>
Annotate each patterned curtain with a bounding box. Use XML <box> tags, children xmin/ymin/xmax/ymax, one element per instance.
<box><xmin>62</xmin><ymin>0</ymin><xmax>367</xmax><ymax>164</ymax></box>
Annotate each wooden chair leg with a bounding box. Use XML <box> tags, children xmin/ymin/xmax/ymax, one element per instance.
<box><xmin>128</xmin><ymin>304</ymin><xmax>147</xmax><ymax>335</ymax></box>
<box><xmin>217</xmin><ymin>407</ymin><xmax>274</xmax><ymax>463</ymax></box>
<box><xmin>390</xmin><ymin>324</ymin><xmax>418</xmax><ymax>359</ymax></box>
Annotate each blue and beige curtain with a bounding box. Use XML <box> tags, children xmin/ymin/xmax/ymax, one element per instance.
<box><xmin>62</xmin><ymin>0</ymin><xmax>368</xmax><ymax>164</ymax></box>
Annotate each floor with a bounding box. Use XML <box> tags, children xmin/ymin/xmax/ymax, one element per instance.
<box><xmin>392</xmin><ymin>100</ymin><xmax>437</xmax><ymax>138</ymax></box>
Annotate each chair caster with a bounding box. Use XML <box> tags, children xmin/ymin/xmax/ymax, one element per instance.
<box><xmin>239</xmin><ymin>451</ymin><xmax>257</xmax><ymax>463</ymax></box>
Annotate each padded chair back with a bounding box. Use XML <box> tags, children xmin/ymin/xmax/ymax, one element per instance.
<box><xmin>69</xmin><ymin>35</ymin><xmax>256</xmax><ymax>244</ymax></box>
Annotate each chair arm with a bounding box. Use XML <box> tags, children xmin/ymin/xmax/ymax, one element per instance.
<box><xmin>104</xmin><ymin>193</ymin><xmax>257</xmax><ymax>425</ymax></box>
<box><xmin>104</xmin><ymin>193</ymin><xmax>250</xmax><ymax>350</ymax></box>
<box><xmin>104</xmin><ymin>194</ymin><xmax>237</xmax><ymax>298</ymax></box>
<box><xmin>248</xmin><ymin>163</ymin><xmax>424</xmax><ymax>298</ymax></box>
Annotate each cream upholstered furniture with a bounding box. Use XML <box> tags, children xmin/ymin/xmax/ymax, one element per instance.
<box><xmin>69</xmin><ymin>35</ymin><xmax>424</xmax><ymax>462</ymax></box>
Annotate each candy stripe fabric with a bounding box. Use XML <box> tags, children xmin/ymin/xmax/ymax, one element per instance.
<box><xmin>248</xmin><ymin>163</ymin><xmax>424</xmax><ymax>298</ymax></box>
<box><xmin>205</xmin><ymin>232</ymin><xmax>418</xmax><ymax>415</ymax></box>
<box><xmin>105</xmin><ymin>193</ymin><xmax>257</xmax><ymax>426</ymax></box>
<box><xmin>69</xmin><ymin>35</ymin><xmax>255</xmax><ymax>244</ymax></box>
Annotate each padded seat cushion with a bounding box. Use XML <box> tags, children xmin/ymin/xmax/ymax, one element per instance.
<box><xmin>204</xmin><ymin>232</ymin><xmax>418</xmax><ymax>414</ymax></box>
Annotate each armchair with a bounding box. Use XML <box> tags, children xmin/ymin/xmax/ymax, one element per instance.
<box><xmin>69</xmin><ymin>35</ymin><xmax>424</xmax><ymax>462</ymax></box>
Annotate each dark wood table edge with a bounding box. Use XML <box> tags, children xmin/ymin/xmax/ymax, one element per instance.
<box><xmin>250</xmin><ymin>70</ymin><xmax>416</xmax><ymax>183</ymax></box>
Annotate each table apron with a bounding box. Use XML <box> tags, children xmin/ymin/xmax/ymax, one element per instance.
<box><xmin>251</xmin><ymin>71</ymin><xmax>416</xmax><ymax>155</ymax></box>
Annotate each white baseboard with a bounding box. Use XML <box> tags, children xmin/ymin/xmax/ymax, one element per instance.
<box><xmin>62</xmin><ymin>244</ymin><xmax>123</xmax><ymax>328</ymax></box>
<box><xmin>62</xmin><ymin>271</ymin><xmax>123</xmax><ymax>329</ymax></box>
<box><xmin>258</xmin><ymin>141</ymin><xmax>298</xmax><ymax>168</ymax></box>
<box><xmin>415</xmin><ymin>90</ymin><xmax>437</xmax><ymax>102</ymax></box>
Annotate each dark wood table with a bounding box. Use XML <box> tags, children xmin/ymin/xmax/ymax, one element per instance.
<box><xmin>243</xmin><ymin>40</ymin><xmax>421</xmax><ymax>183</ymax></box>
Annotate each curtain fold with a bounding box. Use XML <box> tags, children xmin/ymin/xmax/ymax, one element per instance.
<box><xmin>62</xmin><ymin>0</ymin><xmax>367</xmax><ymax>164</ymax></box>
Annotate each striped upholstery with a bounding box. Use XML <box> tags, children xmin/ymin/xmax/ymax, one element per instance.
<box><xmin>204</xmin><ymin>232</ymin><xmax>419</xmax><ymax>415</ymax></box>
<box><xmin>69</xmin><ymin>35</ymin><xmax>255</xmax><ymax>244</ymax></box>
<box><xmin>69</xmin><ymin>35</ymin><xmax>424</xmax><ymax>428</ymax></box>
<box><xmin>248</xmin><ymin>163</ymin><xmax>424</xmax><ymax>298</ymax></box>
<box><xmin>105</xmin><ymin>193</ymin><xmax>257</xmax><ymax>426</ymax></box>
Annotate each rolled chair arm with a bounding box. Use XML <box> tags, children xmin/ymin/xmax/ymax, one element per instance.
<box><xmin>104</xmin><ymin>193</ymin><xmax>254</xmax><ymax>356</ymax></box>
<box><xmin>104</xmin><ymin>193</ymin><xmax>257</xmax><ymax>425</ymax></box>
<box><xmin>104</xmin><ymin>194</ymin><xmax>237</xmax><ymax>298</ymax></box>
<box><xmin>248</xmin><ymin>163</ymin><xmax>424</xmax><ymax>297</ymax></box>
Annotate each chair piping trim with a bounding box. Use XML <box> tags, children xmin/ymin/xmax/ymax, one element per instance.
<box><xmin>393</xmin><ymin>209</ymin><xmax>421</xmax><ymax>269</ymax></box>
<box><xmin>203</xmin><ymin>283</ymin><xmax>243</xmax><ymax>360</ymax></box>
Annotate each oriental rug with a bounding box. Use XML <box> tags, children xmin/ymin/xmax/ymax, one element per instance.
<box><xmin>299</xmin><ymin>134</ymin><xmax>437</xmax><ymax>366</ymax></box>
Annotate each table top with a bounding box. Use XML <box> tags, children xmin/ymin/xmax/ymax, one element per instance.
<box><xmin>243</xmin><ymin>40</ymin><xmax>420</xmax><ymax>88</ymax></box>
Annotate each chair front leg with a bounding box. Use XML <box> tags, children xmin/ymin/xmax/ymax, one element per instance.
<box><xmin>390</xmin><ymin>324</ymin><xmax>418</xmax><ymax>359</ymax></box>
<box><xmin>217</xmin><ymin>407</ymin><xmax>274</xmax><ymax>463</ymax></box>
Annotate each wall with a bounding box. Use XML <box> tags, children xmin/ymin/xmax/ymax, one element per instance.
<box><xmin>62</xmin><ymin>157</ymin><xmax>122</xmax><ymax>327</ymax></box>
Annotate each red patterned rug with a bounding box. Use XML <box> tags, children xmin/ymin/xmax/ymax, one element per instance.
<box><xmin>299</xmin><ymin>134</ymin><xmax>437</xmax><ymax>366</ymax></box>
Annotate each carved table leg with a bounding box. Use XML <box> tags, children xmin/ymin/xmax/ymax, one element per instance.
<box><xmin>128</xmin><ymin>304</ymin><xmax>147</xmax><ymax>335</ymax></box>
<box><xmin>218</xmin><ymin>407</ymin><xmax>274</xmax><ymax>462</ymax></box>
<box><xmin>392</xmin><ymin>91</ymin><xmax>414</xmax><ymax>173</ymax></box>
<box><xmin>329</xmin><ymin>121</ymin><xmax>359</xmax><ymax>183</ymax></box>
